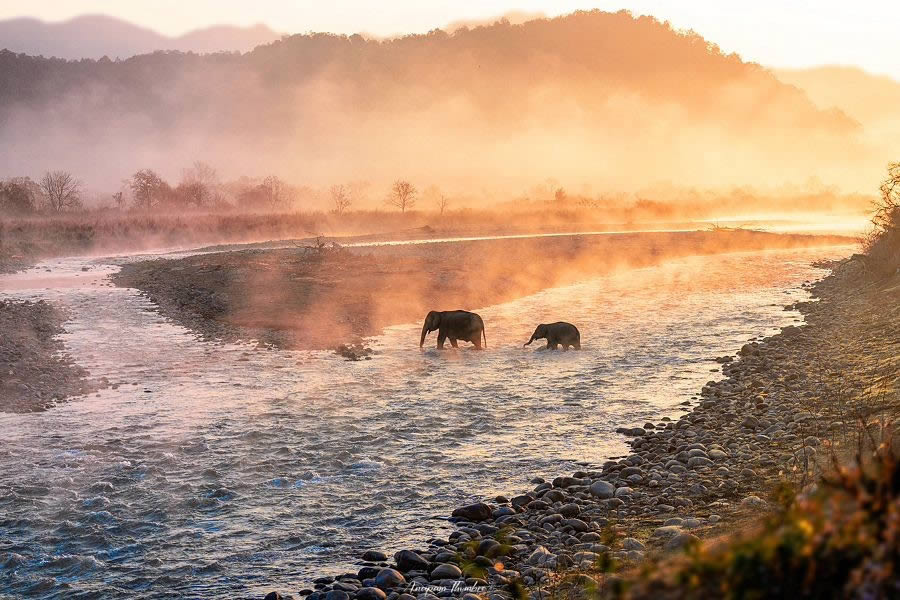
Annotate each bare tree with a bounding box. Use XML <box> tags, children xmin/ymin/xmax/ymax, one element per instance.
<box><xmin>261</xmin><ymin>175</ymin><xmax>293</xmax><ymax>210</ymax></box>
<box><xmin>112</xmin><ymin>191</ymin><xmax>125</xmax><ymax>209</ymax></box>
<box><xmin>874</xmin><ymin>162</ymin><xmax>900</xmax><ymax>234</ymax></box>
<box><xmin>330</xmin><ymin>184</ymin><xmax>351</xmax><ymax>215</ymax></box>
<box><xmin>386</xmin><ymin>180</ymin><xmax>417</xmax><ymax>213</ymax></box>
<box><xmin>863</xmin><ymin>162</ymin><xmax>900</xmax><ymax>275</ymax></box>
<box><xmin>179</xmin><ymin>161</ymin><xmax>222</xmax><ymax>208</ymax></box>
<box><xmin>40</xmin><ymin>170</ymin><xmax>82</xmax><ymax>212</ymax></box>
<box><xmin>438</xmin><ymin>194</ymin><xmax>450</xmax><ymax>215</ymax></box>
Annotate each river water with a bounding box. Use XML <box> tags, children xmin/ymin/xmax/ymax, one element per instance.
<box><xmin>0</xmin><ymin>238</ymin><xmax>849</xmax><ymax>599</ymax></box>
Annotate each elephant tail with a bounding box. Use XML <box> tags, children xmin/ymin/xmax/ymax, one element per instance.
<box><xmin>482</xmin><ymin>327</ymin><xmax>487</xmax><ymax>349</ymax></box>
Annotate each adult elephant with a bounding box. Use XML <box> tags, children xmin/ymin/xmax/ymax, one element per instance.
<box><xmin>524</xmin><ymin>322</ymin><xmax>581</xmax><ymax>350</ymax></box>
<box><xmin>419</xmin><ymin>310</ymin><xmax>487</xmax><ymax>349</ymax></box>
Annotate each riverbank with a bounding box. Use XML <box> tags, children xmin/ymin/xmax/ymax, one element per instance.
<box><xmin>0</xmin><ymin>299</ymin><xmax>101</xmax><ymax>412</ymax></box>
<box><xmin>112</xmin><ymin>230</ymin><xmax>849</xmax><ymax>351</ymax></box>
<box><xmin>255</xmin><ymin>253</ymin><xmax>899</xmax><ymax>600</ymax></box>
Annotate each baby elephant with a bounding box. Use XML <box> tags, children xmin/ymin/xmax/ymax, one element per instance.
<box><xmin>524</xmin><ymin>322</ymin><xmax>581</xmax><ymax>350</ymax></box>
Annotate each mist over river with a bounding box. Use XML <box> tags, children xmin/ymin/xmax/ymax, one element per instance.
<box><xmin>0</xmin><ymin>238</ymin><xmax>850</xmax><ymax>599</ymax></box>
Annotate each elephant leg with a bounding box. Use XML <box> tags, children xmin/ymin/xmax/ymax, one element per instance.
<box><xmin>547</xmin><ymin>341</ymin><xmax>558</xmax><ymax>350</ymax></box>
<box><xmin>437</xmin><ymin>333</ymin><xmax>447</xmax><ymax>349</ymax></box>
<box><xmin>449</xmin><ymin>337</ymin><xmax>459</xmax><ymax>348</ymax></box>
<box><xmin>472</xmin><ymin>334</ymin><xmax>482</xmax><ymax>350</ymax></box>
<box><xmin>573</xmin><ymin>341</ymin><xmax>581</xmax><ymax>350</ymax></box>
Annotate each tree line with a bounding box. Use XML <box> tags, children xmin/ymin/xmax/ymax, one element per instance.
<box><xmin>0</xmin><ymin>162</ymin><xmax>451</xmax><ymax>217</ymax></box>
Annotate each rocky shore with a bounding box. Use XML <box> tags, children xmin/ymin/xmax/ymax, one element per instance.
<box><xmin>0</xmin><ymin>299</ymin><xmax>102</xmax><ymax>412</ymax></box>
<box><xmin>258</xmin><ymin>254</ymin><xmax>898</xmax><ymax>600</ymax></box>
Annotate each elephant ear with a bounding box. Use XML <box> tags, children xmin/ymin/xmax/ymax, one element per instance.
<box><xmin>430</xmin><ymin>311</ymin><xmax>441</xmax><ymax>328</ymax></box>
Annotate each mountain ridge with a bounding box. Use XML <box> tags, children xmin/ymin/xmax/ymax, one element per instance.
<box><xmin>0</xmin><ymin>14</ymin><xmax>280</xmax><ymax>59</ymax></box>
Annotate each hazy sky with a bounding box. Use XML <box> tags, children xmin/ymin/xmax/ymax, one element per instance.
<box><xmin>2</xmin><ymin>1</ymin><xmax>899</xmax><ymax>78</ymax></box>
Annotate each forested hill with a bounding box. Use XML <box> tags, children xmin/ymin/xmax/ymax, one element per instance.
<box><xmin>0</xmin><ymin>10</ymin><xmax>872</xmax><ymax>193</ymax></box>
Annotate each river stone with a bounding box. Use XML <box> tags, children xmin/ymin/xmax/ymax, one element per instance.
<box><xmin>614</xmin><ymin>486</ymin><xmax>633</xmax><ymax>498</ymax></box>
<box><xmin>552</xmin><ymin>476</ymin><xmax>584</xmax><ymax>488</ymax></box>
<box><xmin>665</xmin><ymin>532</ymin><xmax>700</xmax><ymax>551</ymax></box>
<box><xmin>492</xmin><ymin>506</ymin><xmax>516</xmax><ymax>518</ymax></box>
<box><xmin>357</xmin><ymin>566</ymin><xmax>381</xmax><ymax>581</ymax></box>
<box><xmin>622</xmin><ymin>538</ymin><xmax>645</xmax><ymax>551</ymax></box>
<box><xmin>362</xmin><ymin>550</ymin><xmax>388</xmax><ymax>562</ymax></box>
<box><xmin>324</xmin><ymin>591</ymin><xmax>349</xmax><ymax>600</ymax></box>
<box><xmin>374</xmin><ymin>569</ymin><xmax>405</xmax><ymax>589</ymax></box>
<box><xmin>478</xmin><ymin>539</ymin><xmax>501</xmax><ymax>557</ymax></box>
<box><xmin>527</xmin><ymin>500</ymin><xmax>550</xmax><ymax>511</ymax></box>
<box><xmin>452</xmin><ymin>503</ymin><xmax>492</xmax><ymax>522</ymax></box>
<box><xmin>541</xmin><ymin>490</ymin><xmax>565</xmax><ymax>503</ymax></box>
<box><xmin>590</xmin><ymin>480</ymin><xmax>615</xmax><ymax>499</ymax></box>
<box><xmin>652</xmin><ymin>525</ymin><xmax>683</xmax><ymax>539</ymax></box>
<box><xmin>265</xmin><ymin>593</ymin><xmax>282</xmax><ymax>600</ymax></box>
<box><xmin>430</xmin><ymin>563</ymin><xmax>463</xmax><ymax>579</ymax></box>
<box><xmin>510</xmin><ymin>494</ymin><xmax>532</xmax><ymax>507</ymax></box>
<box><xmin>742</xmin><ymin>495</ymin><xmax>768</xmax><ymax>509</ymax></box>
<box><xmin>688</xmin><ymin>456</ymin><xmax>714</xmax><ymax>468</ymax></box>
<box><xmin>395</xmin><ymin>550</ymin><xmax>429</xmax><ymax>572</ymax></box>
<box><xmin>527</xmin><ymin>546</ymin><xmax>554</xmax><ymax>566</ymax></box>
<box><xmin>562</xmin><ymin>518</ymin><xmax>589</xmax><ymax>532</ymax></box>
<box><xmin>356</xmin><ymin>587</ymin><xmax>387</xmax><ymax>600</ymax></box>
<box><xmin>559</xmin><ymin>503</ymin><xmax>581</xmax><ymax>518</ymax></box>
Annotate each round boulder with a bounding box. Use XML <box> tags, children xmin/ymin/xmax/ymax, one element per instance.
<box><xmin>451</xmin><ymin>503</ymin><xmax>493</xmax><ymax>522</ymax></box>
<box><xmin>430</xmin><ymin>563</ymin><xmax>463</xmax><ymax>579</ymax></box>
<box><xmin>590</xmin><ymin>480</ymin><xmax>615</xmax><ymax>499</ymax></box>
<box><xmin>394</xmin><ymin>550</ymin><xmax>429</xmax><ymax>573</ymax></box>
<box><xmin>374</xmin><ymin>568</ymin><xmax>405</xmax><ymax>590</ymax></box>
<box><xmin>356</xmin><ymin>587</ymin><xmax>387</xmax><ymax>600</ymax></box>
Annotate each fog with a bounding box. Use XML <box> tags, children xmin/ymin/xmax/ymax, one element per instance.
<box><xmin>0</xmin><ymin>10</ymin><xmax>889</xmax><ymax>214</ymax></box>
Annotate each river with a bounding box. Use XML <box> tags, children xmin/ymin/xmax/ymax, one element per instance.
<box><xmin>0</xmin><ymin>237</ymin><xmax>850</xmax><ymax>598</ymax></box>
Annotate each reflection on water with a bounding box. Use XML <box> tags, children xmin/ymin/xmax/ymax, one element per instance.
<box><xmin>0</xmin><ymin>243</ymin><xmax>849</xmax><ymax>599</ymax></box>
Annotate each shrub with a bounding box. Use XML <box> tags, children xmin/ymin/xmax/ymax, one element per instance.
<box><xmin>604</xmin><ymin>431</ymin><xmax>900</xmax><ymax>599</ymax></box>
<box><xmin>863</xmin><ymin>162</ymin><xmax>900</xmax><ymax>276</ymax></box>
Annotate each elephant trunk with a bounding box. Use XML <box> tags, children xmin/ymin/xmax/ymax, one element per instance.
<box><xmin>419</xmin><ymin>323</ymin><xmax>429</xmax><ymax>347</ymax></box>
<box><xmin>524</xmin><ymin>335</ymin><xmax>534</xmax><ymax>346</ymax></box>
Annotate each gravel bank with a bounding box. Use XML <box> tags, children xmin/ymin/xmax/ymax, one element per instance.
<box><xmin>113</xmin><ymin>230</ymin><xmax>848</xmax><ymax>351</ymax></box>
<box><xmin>0</xmin><ymin>299</ymin><xmax>101</xmax><ymax>412</ymax></box>
<box><xmin>257</xmin><ymin>254</ymin><xmax>899</xmax><ymax>600</ymax></box>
